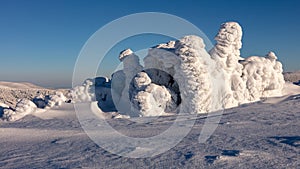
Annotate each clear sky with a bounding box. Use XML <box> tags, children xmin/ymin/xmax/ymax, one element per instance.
<box><xmin>0</xmin><ymin>0</ymin><xmax>299</xmax><ymax>88</ymax></box>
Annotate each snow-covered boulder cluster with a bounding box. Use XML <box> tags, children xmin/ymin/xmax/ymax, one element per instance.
<box><xmin>71</xmin><ymin>77</ymin><xmax>111</xmax><ymax>103</ymax></box>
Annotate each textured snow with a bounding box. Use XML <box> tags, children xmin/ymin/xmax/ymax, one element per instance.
<box><xmin>110</xmin><ymin>49</ymin><xmax>143</xmax><ymax>116</ymax></box>
<box><xmin>126</xmin><ymin>22</ymin><xmax>284</xmax><ymax>116</ymax></box>
<box><xmin>2</xmin><ymin>99</ymin><xmax>37</xmax><ymax>121</ymax></box>
<box><xmin>71</xmin><ymin>79</ymin><xmax>95</xmax><ymax>102</ymax></box>
<box><xmin>46</xmin><ymin>92</ymin><xmax>67</xmax><ymax>108</ymax></box>
<box><xmin>0</xmin><ymin>83</ymin><xmax>300</xmax><ymax>168</ymax></box>
<box><xmin>0</xmin><ymin>88</ymin><xmax>69</xmax><ymax>121</ymax></box>
<box><xmin>130</xmin><ymin>72</ymin><xmax>173</xmax><ymax>116</ymax></box>
<box><xmin>70</xmin><ymin>22</ymin><xmax>285</xmax><ymax>117</ymax></box>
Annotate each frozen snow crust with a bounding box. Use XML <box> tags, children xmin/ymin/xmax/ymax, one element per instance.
<box><xmin>72</xmin><ymin>22</ymin><xmax>284</xmax><ymax>117</ymax></box>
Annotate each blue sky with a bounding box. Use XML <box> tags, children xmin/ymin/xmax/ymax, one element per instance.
<box><xmin>0</xmin><ymin>0</ymin><xmax>299</xmax><ymax>88</ymax></box>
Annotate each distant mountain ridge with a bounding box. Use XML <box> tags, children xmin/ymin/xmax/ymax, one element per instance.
<box><xmin>0</xmin><ymin>81</ymin><xmax>44</xmax><ymax>89</ymax></box>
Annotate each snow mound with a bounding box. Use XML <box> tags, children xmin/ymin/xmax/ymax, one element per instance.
<box><xmin>2</xmin><ymin>99</ymin><xmax>37</xmax><ymax>121</ymax></box>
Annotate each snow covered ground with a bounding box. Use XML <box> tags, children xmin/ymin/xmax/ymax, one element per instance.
<box><xmin>0</xmin><ymin>81</ymin><xmax>299</xmax><ymax>168</ymax></box>
<box><xmin>0</xmin><ymin>81</ymin><xmax>69</xmax><ymax>109</ymax></box>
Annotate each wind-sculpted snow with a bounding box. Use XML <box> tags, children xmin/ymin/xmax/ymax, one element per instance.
<box><xmin>241</xmin><ymin>52</ymin><xmax>285</xmax><ymax>101</ymax></box>
<box><xmin>209</xmin><ymin>22</ymin><xmax>246</xmax><ymax>108</ymax></box>
<box><xmin>130</xmin><ymin>72</ymin><xmax>174</xmax><ymax>116</ymax></box>
<box><xmin>71</xmin><ymin>79</ymin><xmax>95</xmax><ymax>103</ymax></box>
<box><xmin>2</xmin><ymin>99</ymin><xmax>37</xmax><ymax>121</ymax></box>
<box><xmin>46</xmin><ymin>92</ymin><xmax>68</xmax><ymax>108</ymax></box>
<box><xmin>71</xmin><ymin>21</ymin><xmax>285</xmax><ymax>117</ymax></box>
<box><xmin>71</xmin><ymin>77</ymin><xmax>115</xmax><ymax>112</ymax></box>
<box><xmin>1</xmin><ymin>90</ymin><xmax>69</xmax><ymax>121</ymax></box>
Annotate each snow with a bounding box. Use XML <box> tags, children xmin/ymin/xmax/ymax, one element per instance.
<box><xmin>69</xmin><ymin>22</ymin><xmax>286</xmax><ymax>118</ymax></box>
<box><xmin>0</xmin><ymin>20</ymin><xmax>298</xmax><ymax>168</ymax></box>
<box><xmin>0</xmin><ymin>102</ymin><xmax>9</xmax><ymax>108</ymax></box>
<box><xmin>0</xmin><ymin>82</ymin><xmax>300</xmax><ymax>168</ymax></box>
<box><xmin>131</xmin><ymin>82</ymin><xmax>173</xmax><ymax>116</ymax></box>
<box><xmin>128</xmin><ymin>22</ymin><xmax>284</xmax><ymax>116</ymax></box>
<box><xmin>241</xmin><ymin>52</ymin><xmax>285</xmax><ymax>101</ymax></box>
<box><xmin>110</xmin><ymin>49</ymin><xmax>143</xmax><ymax>116</ymax></box>
<box><xmin>70</xmin><ymin>79</ymin><xmax>95</xmax><ymax>102</ymax></box>
<box><xmin>0</xmin><ymin>87</ymin><xmax>69</xmax><ymax>121</ymax></box>
<box><xmin>2</xmin><ymin>99</ymin><xmax>37</xmax><ymax>121</ymax></box>
<box><xmin>46</xmin><ymin>91</ymin><xmax>67</xmax><ymax>108</ymax></box>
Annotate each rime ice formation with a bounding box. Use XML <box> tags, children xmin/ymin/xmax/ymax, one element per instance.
<box><xmin>142</xmin><ymin>36</ymin><xmax>216</xmax><ymax>114</ymax></box>
<box><xmin>46</xmin><ymin>92</ymin><xmax>67</xmax><ymax>108</ymax></box>
<box><xmin>111</xmin><ymin>49</ymin><xmax>143</xmax><ymax>116</ymax></box>
<box><xmin>130</xmin><ymin>72</ymin><xmax>174</xmax><ymax>116</ymax></box>
<box><xmin>241</xmin><ymin>52</ymin><xmax>285</xmax><ymax>101</ymax></box>
<box><xmin>0</xmin><ymin>91</ymin><xmax>70</xmax><ymax>121</ymax></box>
<box><xmin>71</xmin><ymin>77</ymin><xmax>115</xmax><ymax>112</ymax></box>
<box><xmin>71</xmin><ymin>21</ymin><xmax>285</xmax><ymax>117</ymax></box>
<box><xmin>209</xmin><ymin>22</ymin><xmax>246</xmax><ymax>108</ymax></box>
<box><xmin>32</xmin><ymin>92</ymin><xmax>68</xmax><ymax>109</ymax></box>
<box><xmin>71</xmin><ymin>79</ymin><xmax>95</xmax><ymax>102</ymax></box>
<box><xmin>2</xmin><ymin>99</ymin><xmax>37</xmax><ymax>121</ymax></box>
